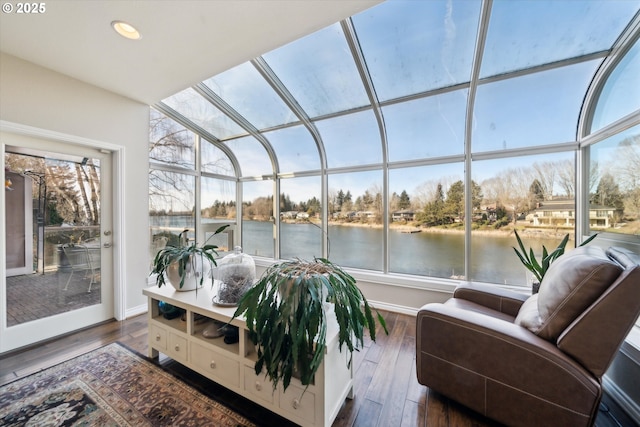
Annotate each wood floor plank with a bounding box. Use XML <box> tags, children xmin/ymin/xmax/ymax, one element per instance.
<box><xmin>353</xmin><ymin>398</ymin><xmax>383</xmax><ymax>427</ymax></box>
<box><xmin>364</xmin><ymin>311</ymin><xmax>397</xmax><ymax>364</ymax></box>
<box><xmin>426</xmin><ymin>388</ymin><xmax>450</xmax><ymax>427</ymax></box>
<box><xmin>0</xmin><ymin>311</ymin><xmax>620</xmax><ymax>427</ymax></box>
<box><xmin>401</xmin><ymin>399</ymin><xmax>426</xmax><ymax>427</ymax></box>
<box><xmin>377</xmin><ymin>332</ymin><xmax>415</xmax><ymax>427</ymax></box>
<box><xmin>333</xmin><ymin>359</ymin><xmax>378</xmax><ymax>427</ymax></box>
<box><xmin>365</xmin><ymin>313</ymin><xmax>407</xmax><ymax>403</ymax></box>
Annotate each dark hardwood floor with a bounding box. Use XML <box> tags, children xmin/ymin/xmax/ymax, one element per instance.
<box><xmin>0</xmin><ymin>311</ymin><xmax>632</xmax><ymax>427</ymax></box>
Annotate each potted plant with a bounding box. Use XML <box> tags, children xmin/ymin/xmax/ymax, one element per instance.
<box><xmin>513</xmin><ymin>230</ymin><xmax>597</xmax><ymax>293</ymax></box>
<box><xmin>232</xmin><ymin>257</ymin><xmax>388</xmax><ymax>392</ymax></box>
<box><xmin>151</xmin><ymin>225</ymin><xmax>229</xmax><ymax>291</ymax></box>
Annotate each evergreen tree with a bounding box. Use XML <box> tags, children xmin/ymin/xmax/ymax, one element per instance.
<box><xmin>398</xmin><ymin>190</ymin><xmax>411</xmax><ymax>209</ymax></box>
<box><xmin>591</xmin><ymin>173</ymin><xmax>624</xmax><ymax>213</ymax></box>
<box><xmin>529</xmin><ymin>179</ymin><xmax>545</xmax><ymax>210</ymax></box>
<box><xmin>445</xmin><ymin>180</ymin><xmax>464</xmax><ymax>221</ymax></box>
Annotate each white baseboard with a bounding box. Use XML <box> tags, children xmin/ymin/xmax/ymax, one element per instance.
<box><xmin>369</xmin><ymin>300</ymin><xmax>418</xmax><ymax>317</ymax></box>
<box><xmin>603</xmin><ymin>374</ymin><xmax>640</xmax><ymax>423</ymax></box>
<box><xmin>126</xmin><ymin>303</ymin><xmax>147</xmax><ymax>319</ymax></box>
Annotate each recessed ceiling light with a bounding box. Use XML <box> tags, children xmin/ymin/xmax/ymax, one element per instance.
<box><xmin>111</xmin><ymin>20</ymin><xmax>141</xmax><ymax>40</ymax></box>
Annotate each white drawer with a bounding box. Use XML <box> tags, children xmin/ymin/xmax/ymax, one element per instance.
<box><xmin>190</xmin><ymin>342</ymin><xmax>239</xmax><ymax>387</ymax></box>
<box><xmin>149</xmin><ymin>323</ymin><xmax>167</xmax><ymax>351</ymax></box>
<box><xmin>243</xmin><ymin>366</ymin><xmax>275</xmax><ymax>404</ymax></box>
<box><xmin>279</xmin><ymin>383</ymin><xmax>316</xmax><ymax>424</ymax></box>
<box><xmin>167</xmin><ymin>332</ymin><xmax>188</xmax><ymax>363</ymax></box>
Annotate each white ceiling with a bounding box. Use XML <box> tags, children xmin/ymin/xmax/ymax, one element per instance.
<box><xmin>0</xmin><ymin>0</ymin><xmax>381</xmax><ymax>105</ymax></box>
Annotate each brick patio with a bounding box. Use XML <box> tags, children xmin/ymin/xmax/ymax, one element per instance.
<box><xmin>6</xmin><ymin>271</ymin><xmax>101</xmax><ymax>327</ymax></box>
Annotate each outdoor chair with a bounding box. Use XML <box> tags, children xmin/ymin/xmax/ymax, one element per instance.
<box><xmin>62</xmin><ymin>243</ymin><xmax>100</xmax><ymax>293</ymax></box>
<box><xmin>416</xmin><ymin>246</ymin><xmax>640</xmax><ymax>427</ymax></box>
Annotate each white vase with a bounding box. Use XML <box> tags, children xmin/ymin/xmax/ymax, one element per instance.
<box><xmin>166</xmin><ymin>255</ymin><xmax>210</xmax><ymax>291</ymax></box>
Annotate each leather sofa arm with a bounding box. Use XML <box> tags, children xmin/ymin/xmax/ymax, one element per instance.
<box><xmin>453</xmin><ymin>282</ymin><xmax>529</xmax><ymax>317</ymax></box>
<box><xmin>416</xmin><ymin>303</ymin><xmax>600</xmax><ymax>425</ymax></box>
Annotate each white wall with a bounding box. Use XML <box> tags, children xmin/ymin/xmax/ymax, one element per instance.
<box><xmin>0</xmin><ymin>52</ymin><xmax>149</xmax><ymax>315</ymax></box>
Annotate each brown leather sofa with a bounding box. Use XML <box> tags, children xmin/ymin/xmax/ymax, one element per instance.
<box><xmin>416</xmin><ymin>246</ymin><xmax>640</xmax><ymax>427</ymax></box>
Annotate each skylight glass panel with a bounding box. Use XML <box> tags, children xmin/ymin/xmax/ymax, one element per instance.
<box><xmin>263</xmin><ymin>126</ymin><xmax>320</xmax><ymax>173</ymax></box>
<box><xmin>201</xmin><ymin>140</ymin><xmax>235</xmax><ymax>176</ymax></box>
<box><xmin>353</xmin><ymin>0</ymin><xmax>480</xmax><ymax>101</ymax></box>
<box><xmin>481</xmin><ymin>0</ymin><xmax>640</xmax><ymax>78</ymax></box>
<box><xmin>384</xmin><ymin>89</ymin><xmax>467</xmax><ymax>162</ymax></box>
<box><xmin>591</xmin><ymin>38</ymin><xmax>640</xmax><ymax>133</ymax></box>
<box><xmin>473</xmin><ymin>60</ymin><xmax>600</xmax><ymax>152</ymax></box>
<box><xmin>162</xmin><ymin>87</ymin><xmax>247</xmax><ymax>140</ymax></box>
<box><xmin>149</xmin><ymin>109</ymin><xmax>195</xmax><ymax>169</ymax></box>
<box><xmin>315</xmin><ymin>109</ymin><xmax>382</xmax><ymax>168</ymax></box>
<box><xmin>202</xmin><ymin>62</ymin><xmax>298</xmax><ymax>131</ymax></box>
<box><xmin>224</xmin><ymin>136</ymin><xmax>273</xmax><ymax>177</ymax></box>
<box><xmin>262</xmin><ymin>23</ymin><xmax>369</xmax><ymax>118</ymax></box>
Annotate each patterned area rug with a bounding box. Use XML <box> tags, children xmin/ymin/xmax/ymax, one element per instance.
<box><xmin>0</xmin><ymin>343</ymin><xmax>255</xmax><ymax>427</ymax></box>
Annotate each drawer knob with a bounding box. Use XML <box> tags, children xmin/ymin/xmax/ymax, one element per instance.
<box><xmin>174</xmin><ymin>344</ymin><xmax>180</xmax><ymax>351</ymax></box>
<box><xmin>292</xmin><ymin>398</ymin><xmax>300</xmax><ymax>410</ymax></box>
<box><xmin>155</xmin><ymin>334</ymin><xmax>161</xmax><ymax>341</ymax></box>
<box><xmin>255</xmin><ymin>381</ymin><xmax>262</xmax><ymax>391</ymax></box>
<box><xmin>210</xmin><ymin>361</ymin><xmax>216</xmax><ymax>369</ymax></box>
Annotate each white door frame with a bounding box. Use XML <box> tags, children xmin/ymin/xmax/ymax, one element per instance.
<box><xmin>0</xmin><ymin>120</ymin><xmax>126</xmax><ymax>352</ymax></box>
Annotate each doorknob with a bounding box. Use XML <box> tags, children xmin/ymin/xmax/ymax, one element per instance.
<box><xmin>103</xmin><ymin>242</ymin><xmax>113</xmax><ymax>248</ymax></box>
<box><xmin>103</xmin><ymin>230</ymin><xmax>112</xmax><ymax>236</ymax></box>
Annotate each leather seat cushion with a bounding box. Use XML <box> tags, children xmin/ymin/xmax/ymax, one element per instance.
<box><xmin>515</xmin><ymin>246</ymin><xmax>622</xmax><ymax>341</ymax></box>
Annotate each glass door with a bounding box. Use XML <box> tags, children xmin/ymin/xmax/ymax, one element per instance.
<box><xmin>2</xmin><ymin>141</ymin><xmax>113</xmax><ymax>352</ymax></box>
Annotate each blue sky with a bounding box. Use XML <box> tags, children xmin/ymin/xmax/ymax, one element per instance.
<box><xmin>161</xmin><ymin>0</ymin><xmax>639</xmax><ymax>205</ymax></box>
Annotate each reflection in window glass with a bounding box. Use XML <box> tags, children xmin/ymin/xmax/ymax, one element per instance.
<box><xmin>353</xmin><ymin>0</ymin><xmax>480</xmax><ymax>101</ymax></box>
<box><xmin>316</xmin><ymin>110</ymin><xmax>382</xmax><ymax>168</ymax></box>
<box><xmin>280</xmin><ymin>177</ymin><xmax>322</xmax><ymax>260</ymax></box>
<box><xmin>242</xmin><ymin>180</ymin><xmax>274</xmax><ymax>258</ymax></box>
<box><xmin>149</xmin><ymin>109</ymin><xmax>195</xmax><ymax>169</ymax></box>
<box><xmin>588</xmin><ymin>125</ymin><xmax>640</xmax><ymax>237</ymax></box>
<box><xmin>473</xmin><ymin>61</ymin><xmax>599</xmax><ymax>152</ymax></box>
<box><xmin>471</xmin><ymin>152</ymin><xmax>575</xmax><ymax>286</ymax></box>
<box><xmin>389</xmin><ymin>163</ymin><xmax>465</xmax><ymax>278</ymax></box>
<box><xmin>591</xmin><ymin>38</ymin><xmax>640</xmax><ymax>132</ymax></box>
<box><xmin>201</xmin><ymin>140</ymin><xmax>235</xmax><ymax>176</ymax></box>
<box><xmin>162</xmin><ymin>87</ymin><xmax>247</xmax><ymax>140</ymax></box>
<box><xmin>328</xmin><ymin>170</ymin><xmax>382</xmax><ymax>270</ymax></box>
<box><xmin>481</xmin><ymin>0</ymin><xmax>638</xmax><ymax>78</ymax></box>
<box><xmin>149</xmin><ymin>170</ymin><xmax>195</xmax><ymax>255</ymax></box>
<box><xmin>385</xmin><ymin>90</ymin><xmax>467</xmax><ymax>162</ymax></box>
<box><xmin>224</xmin><ymin>136</ymin><xmax>273</xmax><ymax>177</ymax></box>
<box><xmin>262</xmin><ymin>23</ymin><xmax>369</xmax><ymax>118</ymax></box>
<box><xmin>264</xmin><ymin>126</ymin><xmax>320</xmax><ymax>173</ymax></box>
<box><xmin>203</xmin><ymin>62</ymin><xmax>297</xmax><ymax>130</ymax></box>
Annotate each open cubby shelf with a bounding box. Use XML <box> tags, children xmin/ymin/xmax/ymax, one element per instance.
<box><xmin>144</xmin><ymin>284</ymin><xmax>353</xmax><ymax>427</ymax></box>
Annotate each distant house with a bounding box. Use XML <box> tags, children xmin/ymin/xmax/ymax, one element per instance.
<box><xmin>527</xmin><ymin>199</ymin><xmax>616</xmax><ymax>228</ymax></box>
<box><xmin>356</xmin><ymin>211</ymin><xmax>376</xmax><ymax>218</ymax></box>
<box><xmin>392</xmin><ymin>209</ymin><xmax>415</xmax><ymax>222</ymax></box>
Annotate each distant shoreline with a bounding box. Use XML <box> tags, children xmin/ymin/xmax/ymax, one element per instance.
<box><xmin>280</xmin><ymin>218</ymin><xmax>576</xmax><ymax>240</ymax></box>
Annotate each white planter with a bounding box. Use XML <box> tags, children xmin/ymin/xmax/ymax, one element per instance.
<box><xmin>166</xmin><ymin>255</ymin><xmax>211</xmax><ymax>292</ymax></box>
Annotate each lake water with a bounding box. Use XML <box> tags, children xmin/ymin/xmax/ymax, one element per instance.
<box><xmin>151</xmin><ymin>216</ymin><xmax>562</xmax><ymax>286</ymax></box>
